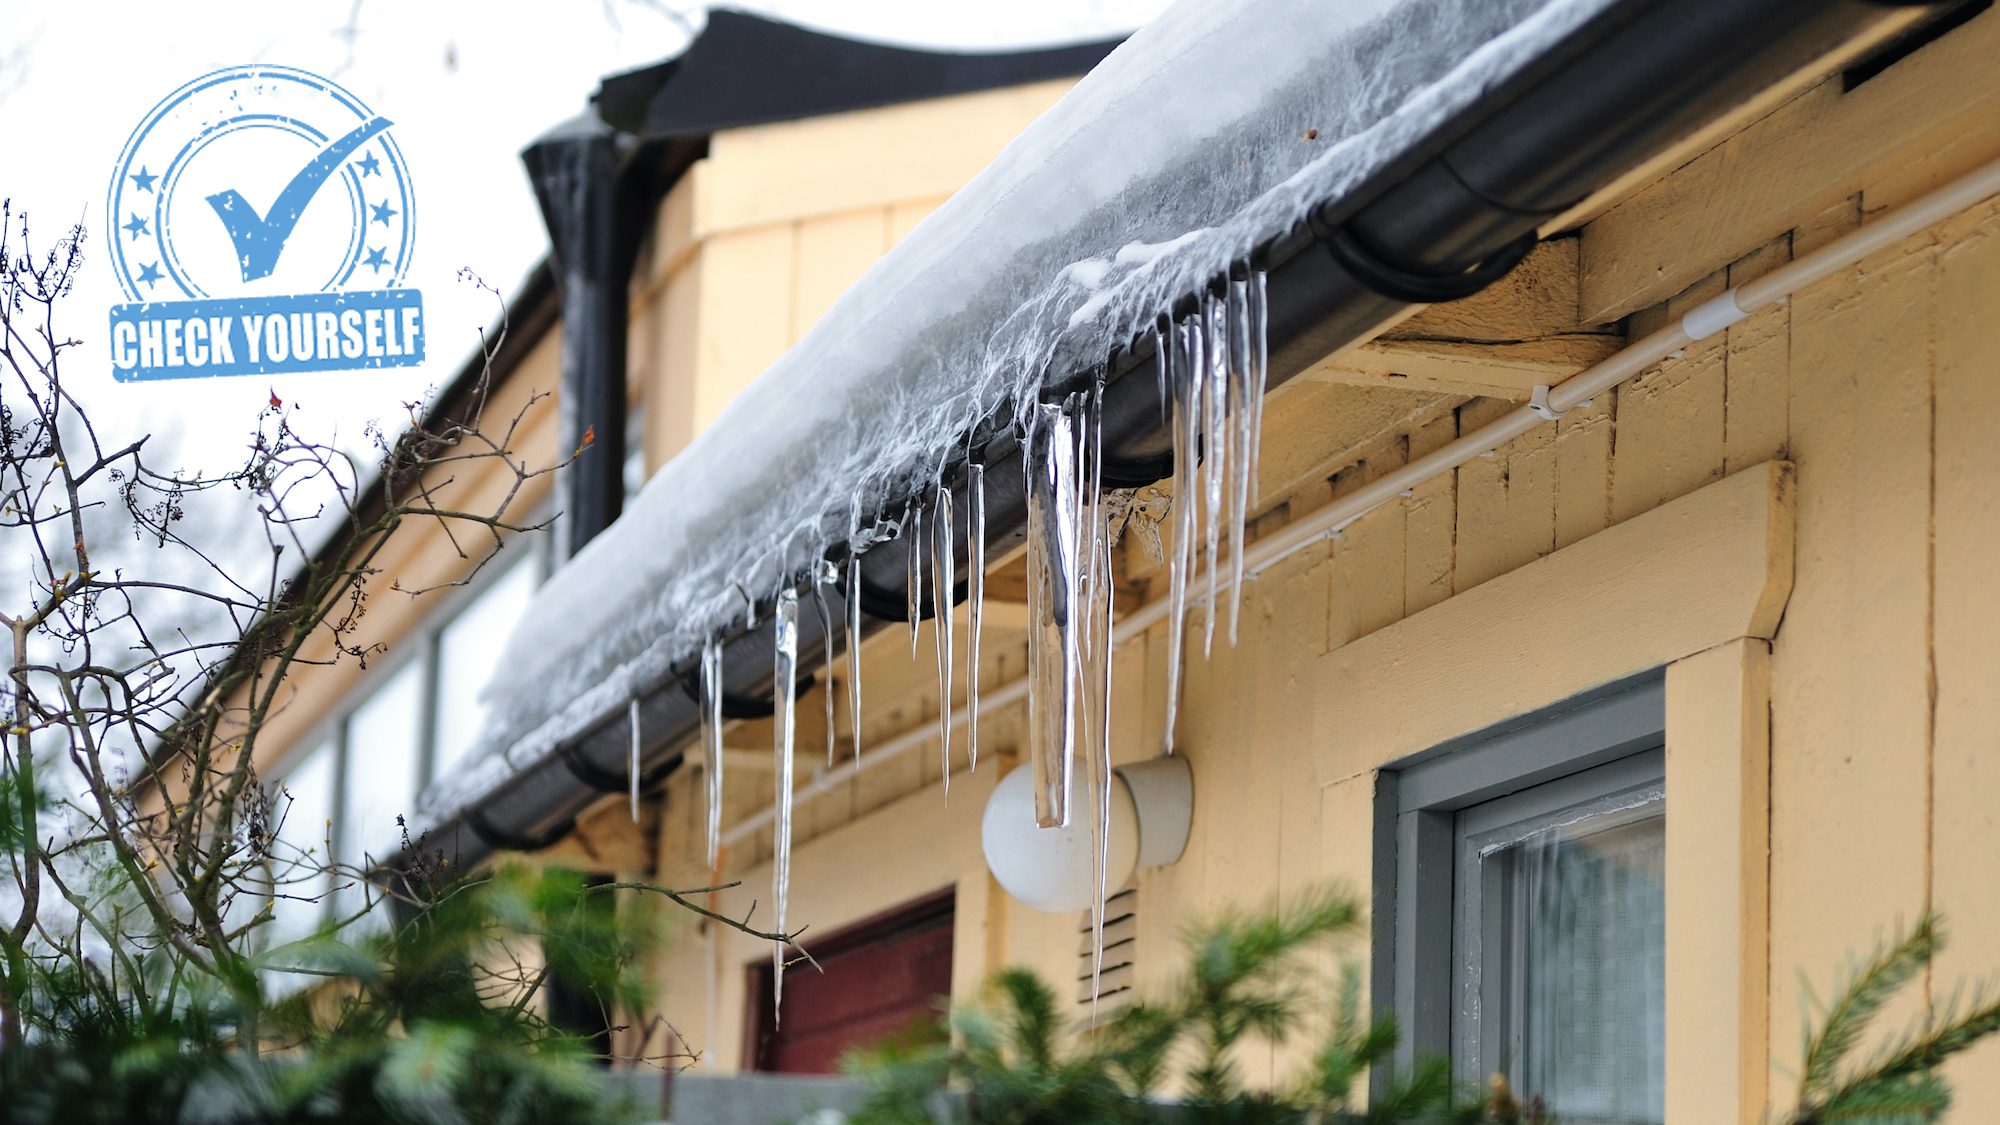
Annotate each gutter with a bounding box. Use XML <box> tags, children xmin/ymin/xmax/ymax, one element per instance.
<box><xmin>418</xmin><ymin>0</ymin><xmax>1956</xmax><ymax>869</ymax></box>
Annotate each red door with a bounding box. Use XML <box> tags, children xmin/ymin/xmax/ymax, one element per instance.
<box><xmin>747</xmin><ymin>889</ymin><xmax>954</xmax><ymax>1074</ymax></box>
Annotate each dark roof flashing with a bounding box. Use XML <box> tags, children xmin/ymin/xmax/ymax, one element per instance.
<box><xmin>593</xmin><ymin>8</ymin><xmax>1123</xmax><ymax>139</ymax></box>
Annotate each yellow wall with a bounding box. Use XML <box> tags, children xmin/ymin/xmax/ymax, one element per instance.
<box><xmin>648</xmin><ymin>17</ymin><xmax>2000</xmax><ymax>1123</ymax></box>
<box><xmin>632</xmin><ymin>78</ymin><xmax>1074</xmax><ymax>470</ymax></box>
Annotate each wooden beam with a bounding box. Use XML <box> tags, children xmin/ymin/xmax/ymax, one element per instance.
<box><xmin>526</xmin><ymin>795</ymin><xmax>657</xmax><ymax>875</ymax></box>
<box><xmin>1578</xmin><ymin>7</ymin><xmax>2000</xmax><ymax>322</ymax></box>
<box><xmin>1399</xmin><ymin>236</ymin><xmax>1591</xmax><ymax>338</ymax></box>
<box><xmin>1291</xmin><ymin>238</ymin><xmax>1622</xmax><ymax>399</ymax></box>
<box><xmin>1309</xmin><ymin>459</ymin><xmax>1796</xmax><ymax>783</ymax></box>
<box><xmin>1302</xmin><ymin>333</ymin><xmax>1624</xmax><ymax>400</ymax></box>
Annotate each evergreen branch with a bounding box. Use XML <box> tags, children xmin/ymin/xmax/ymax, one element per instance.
<box><xmin>1800</xmin><ymin>914</ymin><xmax>1940</xmax><ymax>1099</ymax></box>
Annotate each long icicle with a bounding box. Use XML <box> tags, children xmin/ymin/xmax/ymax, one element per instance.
<box><xmin>933</xmin><ymin>479</ymin><xmax>955</xmax><ymax>794</ymax></box>
<box><xmin>1226</xmin><ymin>273</ymin><xmax>1254</xmax><ymax>645</ymax></box>
<box><xmin>1163</xmin><ymin>320</ymin><xmax>1197</xmax><ymax>754</ymax></box>
<box><xmin>906</xmin><ymin>502</ymin><xmax>923</xmax><ymax>659</ymax></box>
<box><xmin>771</xmin><ymin>588</ymin><xmax>799</xmax><ymax>1026</ymax></box>
<box><xmin>1249</xmin><ymin>269</ymin><xmax>1270</xmax><ymax>512</ymax></box>
<box><xmin>1025</xmin><ymin>399</ymin><xmax>1079</xmax><ymax>827</ymax></box>
<box><xmin>847</xmin><ymin>500</ymin><xmax>866</xmax><ymax>765</ymax></box>
<box><xmin>1200</xmin><ymin>293</ymin><xmax>1227</xmax><ymax>658</ymax></box>
<box><xmin>628</xmin><ymin>697</ymin><xmax>642</xmax><ymax>823</ymax></box>
<box><xmin>966</xmin><ymin>461</ymin><xmax>985</xmax><ymax>773</ymax></box>
<box><xmin>1076</xmin><ymin>380</ymin><xmax>1116</xmax><ymax>1015</ymax></box>
<box><xmin>701</xmin><ymin>636</ymin><xmax>725</xmax><ymax>870</ymax></box>
<box><xmin>811</xmin><ymin>560</ymin><xmax>839</xmax><ymax>768</ymax></box>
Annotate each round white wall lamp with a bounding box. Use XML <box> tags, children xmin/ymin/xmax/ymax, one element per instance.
<box><xmin>980</xmin><ymin>754</ymin><xmax>1194</xmax><ymax>913</ymax></box>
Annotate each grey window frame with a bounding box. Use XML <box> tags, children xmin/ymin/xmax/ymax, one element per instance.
<box><xmin>1372</xmin><ymin>672</ymin><xmax>1666</xmax><ymax>1085</ymax></box>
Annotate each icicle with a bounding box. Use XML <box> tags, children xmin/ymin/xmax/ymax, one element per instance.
<box><xmin>811</xmin><ymin>560</ymin><xmax>839</xmax><ymax>768</ymax></box>
<box><xmin>1163</xmin><ymin>320</ymin><xmax>1198</xmax><ymax>755</ymax></box>
<box><xmin>1200</xmin><ymin>293</ymin><xmax>1228</xmax><ymax>658</ymax></box>
<box><xmin>1226</xmin><ymin>273</ymin><xmax>1254</xmax><ymax>646</ymax></box>
<box><xmin>1249</xmin><ymin>269</ymin><xmax>1270</xmax><ymax>511</ymax></box>
<box><xmin>846</xmin><ymin>550</ymin><xmax>864</xmax><ymax>765</ymax></box>
<box><xmin>965</xmin><ymin>461</ymin><xmax>985</xmax><ymax>773</ymax></box>
<box><xmin>1024</xmin><ymin>399</ymin><xmax>1080</xmax><ymax>828</ymax></box>
<box><xmin>700</xmin><ymin>637</ymin><xmax>725</xmax><ymax>870</ymax></box>
<box><xmin>933</xmin><ymin>480</ymin><xmax>955</xmax><ymax>794</ymax></box>
<box><xmin>628</xmin><ymin>697</ymin><xmax>642</xmax><ymax>823</ymax></box>
<box><xmin>771</xmin><ymin>588</ymin><xmax>799</xmax><ymax>1026</ymax></box>
<box><xmin>1075</xmin><ymin>379</ymin><xmax>1117</xmax><ymax>1014</ymax></box>
<box><xmin>906</xmin><ymin>502</ymin><xmax>923</xmax><ymax>659</ymax></box>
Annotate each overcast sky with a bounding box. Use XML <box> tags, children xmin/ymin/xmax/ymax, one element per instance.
<box><xmin>0</xmin><ymin>0</ymin><xmax>1164</xmax><ymax>476</ymax></box>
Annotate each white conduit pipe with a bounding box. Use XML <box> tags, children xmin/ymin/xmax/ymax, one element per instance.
<box><xmin>724</xmin><ymin>154</ymin><xmax>2000</xmax><ymax>847</ymax></box>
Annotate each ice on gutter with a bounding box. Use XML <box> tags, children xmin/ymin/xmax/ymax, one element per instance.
<box><xmin>422</xmin><ymin>0</ymin><xmax>1618</xmax><ymax>823</ymax></box>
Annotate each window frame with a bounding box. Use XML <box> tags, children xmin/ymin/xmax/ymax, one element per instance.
<box><xmin>1451</xmin><ymin>752</ymin><xmax>1665</xmax><ymax>1100</ymax></box>
<box><xmin>1373</xmin><ymin>672</ymin><xmax>1666</xmax><ymax>1086</ymax></box>
<box><xmin>269</xmin><ymin>517</ymin><xmax>553</xmax><ymax>922</ymax></box>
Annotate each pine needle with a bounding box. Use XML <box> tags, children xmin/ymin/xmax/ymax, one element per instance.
<box><xmin>1799</xmin><ymin>914</ymin><xmax>1940</xmax><ymax>1100</ymax></box>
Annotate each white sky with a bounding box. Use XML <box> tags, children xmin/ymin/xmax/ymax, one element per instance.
<box><xmin>0</xmin><ymin>0</ymin><xmax>1163</xmax><ymax>476</ymax></box>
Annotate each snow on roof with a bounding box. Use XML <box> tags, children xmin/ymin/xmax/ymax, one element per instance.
<box><xmin>420</xmin><ymin>0</ymin><xmax>1617</xmax><ymax>824</ymax></box>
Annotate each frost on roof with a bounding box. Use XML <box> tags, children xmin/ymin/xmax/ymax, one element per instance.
<box><xmin>422</xmin><ymin>0</ymin><xmax>1617</xmax><ymax>822</ymax></box>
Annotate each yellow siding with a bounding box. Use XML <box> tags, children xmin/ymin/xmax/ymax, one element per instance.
<box><xmin>642</xmin><ymin>37</ymin><xmax>2000</xmax><ymax>1123</ymax></box>
<box><xmin>1665</xmin><ymin>639</ymin><xmax>1771</xmax><ymax>1125</ymax></box>
<box><xmin>1931</xmin><ymin>199</ymin><xmax>2000</xmax><ymax>1111</ymax></box>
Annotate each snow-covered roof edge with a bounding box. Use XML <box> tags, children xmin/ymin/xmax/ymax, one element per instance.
<box><xmin>421</xmin><ymin>0</ymin><xmax>1622</xmax><ymax>825</ymax></box>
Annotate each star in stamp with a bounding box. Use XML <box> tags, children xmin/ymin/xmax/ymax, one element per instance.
<box><xmin>106</xmin><ymin>65</ymin><xmax>424</xmax><ymax>382</ymax></box>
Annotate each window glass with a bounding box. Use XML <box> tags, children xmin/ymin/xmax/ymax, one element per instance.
<box><xmin>342</xmin><ymin>658</ymin><xmax>424</xmax><ymax>863</ymax></box>
<box><xmin>1460</xmin><ymin>787</ymin><xmax>1665</xmax><ymax>1124</ymax></box>
<box><xmin>431</xmin><ymin>555</ymin><xmax>537</xmax><ymax>776</ymax></box>
<box><xmin>623</xmin><ymin>422</ymin><xmax>648</xmax><ymax>504</ymax></box>
<box><xmin>268</xmin><ymin>743</ymin><xmax>336</xmax><ymax>947</ymax></box>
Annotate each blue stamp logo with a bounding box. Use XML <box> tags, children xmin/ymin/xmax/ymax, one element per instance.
<box><xmin>106</xmin><ymin>65</ymin><xmax>423</xmax><ymax>381</ymax></box>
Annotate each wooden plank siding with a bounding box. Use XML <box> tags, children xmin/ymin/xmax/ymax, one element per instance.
<box><xmin>621</xmin><ymin>32</ymin><xmax>2000</xmax><ymax>1122</ymax></box>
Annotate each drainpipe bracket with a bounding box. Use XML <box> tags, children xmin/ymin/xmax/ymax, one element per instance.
<box><xmin>1528</xmin><ymin>383</ymin><xmax>1567</xmax><ymax>421</ymax></box>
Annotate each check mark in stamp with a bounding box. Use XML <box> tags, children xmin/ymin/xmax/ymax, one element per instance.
<box><xmin>107</xmin><ymin>66</ymin><xmax>424</xmax><ymax>381</ymax></box>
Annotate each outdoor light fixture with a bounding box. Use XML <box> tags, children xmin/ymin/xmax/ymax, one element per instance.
<box><xmin>981</xmin><ymin>755</ymin><xmax>1193</xmax><ymax>913</ymax></box>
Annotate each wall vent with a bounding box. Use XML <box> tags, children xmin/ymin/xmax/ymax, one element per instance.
<box><xmin>1076</xmin><ymin>885</ymin><xmax>1139</xmax><ymax>1011</ymax></box>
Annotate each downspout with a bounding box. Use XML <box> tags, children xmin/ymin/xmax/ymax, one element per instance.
<box><xmin>523</xmin><ymin>111</ymin><xmax>643</xmax><ymax>558</ymax></box>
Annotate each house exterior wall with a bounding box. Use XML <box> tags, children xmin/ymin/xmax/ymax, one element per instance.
<box><xmin>642</xmin><ymin>17</ymin><xmax>2000</xmax><ymax>1123</ymax></box>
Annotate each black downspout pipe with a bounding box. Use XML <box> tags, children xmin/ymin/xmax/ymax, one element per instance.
<box><xmin>524</xmin><ymin>112</ymin><xmax>642</xmax><ymax>557</ymax></box>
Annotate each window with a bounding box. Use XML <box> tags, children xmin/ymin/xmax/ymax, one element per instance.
<box><xmin>267</xmin><ymin>738</ymin><xmax>337</xmax><ymax>945</ymax></box>
<box><xmin>622</xmin><ymin>408</ymin><xmax>648</xmax><ymax>505</ymax></box>
<box><xmin>1378</xmin><ymin>675</ymin><xmax>1664</xmax><ymax>1124</ymax></box>
<box><xmin>271</xmin><ymin>530</ymin><xmax>547</xmax><ymax>929</ymax></box>
<box><xmin>432</xmin><ymin>554</ymin><xmax>538</xmax><ymax>774</ymax></box>
<box><xmin>342</xmin><ymin>657</ymin><xmax>426</xmax><ymax>864</ymax></box>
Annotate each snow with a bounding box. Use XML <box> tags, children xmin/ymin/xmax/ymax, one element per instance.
<box><xmin>418</xmin><ymin>0</ymin><xmax>1620</xmax><ymax>823</ymax></box>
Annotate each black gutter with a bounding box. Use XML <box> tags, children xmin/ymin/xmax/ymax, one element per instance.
<box><xmin>414</xmin><ymin>0</ymin><xmax>1946</xmax><ymax>870</ymax></box>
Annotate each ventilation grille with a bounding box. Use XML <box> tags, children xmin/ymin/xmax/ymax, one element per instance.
<box><xmin>1076</xmin><ymin>885</ymin><xmax>1138</xmax><ymax>1010</ymax></box>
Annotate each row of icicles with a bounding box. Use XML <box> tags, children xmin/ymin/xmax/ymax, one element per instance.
<box><xmin>651</xmin><ymin>268</ymin><xmax>1269</xmax><ymax>1023</ymax></box>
